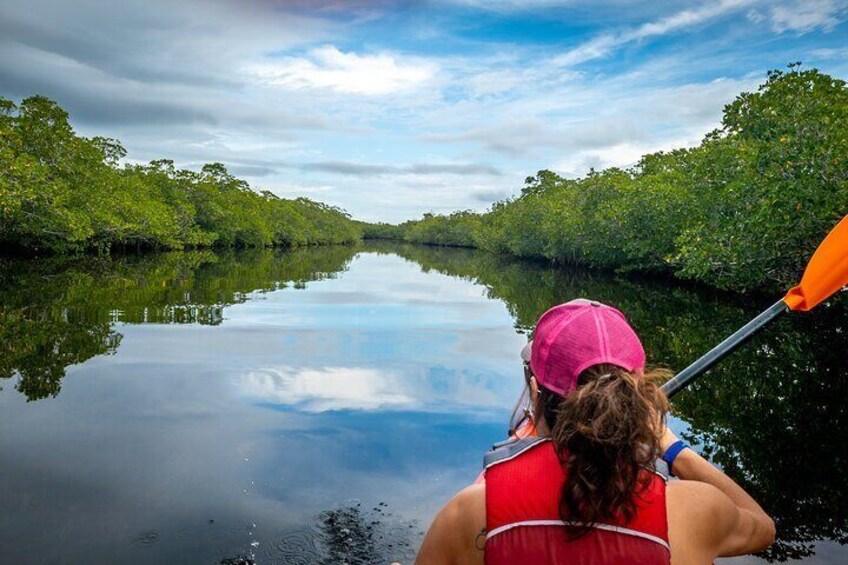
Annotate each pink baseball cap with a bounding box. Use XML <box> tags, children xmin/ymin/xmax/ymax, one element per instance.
<box><xmin>520</xmin><ymin>298</ymin><xmax>646</xmax><ymax>396</ymax></box>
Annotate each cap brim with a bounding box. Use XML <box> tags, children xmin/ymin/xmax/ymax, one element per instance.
<box><xmin>521</xmin><ymin>340</ymin><xmax>533</xmax><ymax>363</ymax></box>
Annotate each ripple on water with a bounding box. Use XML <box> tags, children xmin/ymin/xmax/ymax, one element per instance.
<box><xmin>131</xmin><ymin>529</ymin><xmax>160</xmax><ymax>549</ymax></box>
<box><xmin>261</xmin><ymin>502</ymin><xmax>418</xmax><ymax>564</ymax></box>
<box><xmin>264</xmin><ymin>527</ymin><xmax>322</xmax><ymax>564</ymax></box>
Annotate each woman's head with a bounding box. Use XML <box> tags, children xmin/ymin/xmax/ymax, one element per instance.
<box><xmin>521</xmin><ymin>299</ymin><xmax>670</xmax><ymax>533</ymax></box>
<box><xmin>521</xmin><ymin>299</ymin><xmax>646</xmax><ymax>396</ymax></box>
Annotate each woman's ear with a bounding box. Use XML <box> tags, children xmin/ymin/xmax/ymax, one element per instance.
<box><xmin>529</xmin><ymin>376</ymin><xmax>540</xmax><ymax>403</ymax></box>
<box><xmin>528</xmin><ymin>376</ymin><xmax>542</xmax><ymax>428</ymax></box>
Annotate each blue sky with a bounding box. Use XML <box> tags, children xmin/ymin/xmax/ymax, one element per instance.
<box><xmin>1</xmin><ymin>0</ymin><xmax>847</xmax><ymax>221</ymax></box>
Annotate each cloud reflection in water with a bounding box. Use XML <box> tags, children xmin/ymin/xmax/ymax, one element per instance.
<box><xmin>244</xmin><ymin>367</ymin><xmax>414</xmax><ymax>412</ymax></box>
<box><xmin>242</xmin><ymin>364</ymin><xmax>510</xmax><ymax>414</ymax></box>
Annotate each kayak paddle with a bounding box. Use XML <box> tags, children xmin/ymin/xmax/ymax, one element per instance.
<box><xmin>661</xmin><ymin>214</ymin><xmax>848</xmax><ymax>399</ymax></box>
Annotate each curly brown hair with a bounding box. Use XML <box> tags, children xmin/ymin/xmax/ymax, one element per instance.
<box><xmin>534</xmin><ymin>364</ymin><xmax>671</xmax><ymax>537</ymax></box>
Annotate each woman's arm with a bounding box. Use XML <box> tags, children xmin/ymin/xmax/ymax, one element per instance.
<box><xmin>663</xmin><ymin>428</ymin><xmax>776</xmax><ymax>558</ymax></box>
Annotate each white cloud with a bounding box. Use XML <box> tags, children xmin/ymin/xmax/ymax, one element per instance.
<box><xmin>769</xmin><ymin>0</ymin><xmax>847</xmax><ymax>34</ymax></box>
<box><xmin>250</xmin><ymin>45</ymin><xmax>438</xmax><ymax>95</ymax></box>
<box><xmin>551</xmin><ymin>34</ymin><xmax>619</xmax><ymax>67</ymax></box>
<box><xmin>547</xmin><ymin>76</ymin><xmax>755</xmax><ymax>174</ymax></box>
<box><xmin>553</xmin><ymin>0</ymin><xmax>755</xmax><ymax>66</ymax></box>
<box><xmin>423</xmin><ymin>117</ymin><xmax>646</xmax><ymax>157</ymax></box>
<box><xmin>266</xmin><ymin>182</ymin><xmax>335</xmax><ymax>197</ymax></box>
<box><xmin>809</xmin><ymin>46</ymin><xmax>848</xmax><ymax>59</ymax></box>
<box><xmin>746</xmin><ymin>8</ymin><xmax>766</xmax><ymax>24</ymax></box>
<box><xmin>553</xmin><ymin>138</ymin><xmax>696</xmax><ymax>174</ymax></box>
<box><xmin>631</xmin><ymin>0</ymin><xmax>754</xmax><ymax>38</ymax></box>
<box><xmin>442</xmin><ymin>0</ymin><xmax>648</xmax><ymax>12</ymax></box>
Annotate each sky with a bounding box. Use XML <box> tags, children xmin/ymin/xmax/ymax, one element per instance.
<box><xmin>1</xmin><ymin>0</ymin><xmax>847</xmax><ymax>222</ymax></box>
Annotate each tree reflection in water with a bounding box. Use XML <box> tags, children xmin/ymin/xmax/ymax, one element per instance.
<box><xmin>379</xmin><ymin>242</ymin><xmax>847</xmax><ymax>562</ymax></box>
<box><xmin>0</xmin><ymin>246</ymin><xmax>359</xmax><ymax>400</ymax></box>
<box><xmin>1</xmin><ymin>243</ymin><xmax>845</xmax><ymax>561</ymax></box>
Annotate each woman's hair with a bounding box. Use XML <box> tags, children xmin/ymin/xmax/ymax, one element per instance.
<box><xmin>535</xmin><ymin>364</ymin><xmax>671</xmax><ymax>536</ymax></box>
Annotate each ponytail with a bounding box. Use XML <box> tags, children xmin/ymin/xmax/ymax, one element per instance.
<box><xmin>536</xmin><ymin>364</ymin><xmax>671</xmax><ymax>536</ymax></box>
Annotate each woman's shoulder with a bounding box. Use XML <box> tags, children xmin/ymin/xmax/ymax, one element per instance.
<box><xmin>415</xmin><ymin>483</ymin><xmax>486</xmax><ymax>565</ymax></box>
<box><xmin>444</xmin><ymin>483</ymin><xmax>486</xmax><ymax>519</ymax></box>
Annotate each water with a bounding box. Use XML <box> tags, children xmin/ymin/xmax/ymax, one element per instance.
<box><xmin>1</xmin><ymin>244</ymin><xmax>846</xmax><ymax>564</ymax></box>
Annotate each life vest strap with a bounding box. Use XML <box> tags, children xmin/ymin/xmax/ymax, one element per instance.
<box><xmin>486</xmin><ymin>519</ymin><xmax>671</xmax><ymax>551</ymax></box>
<box><xmin>483</xmin><ymin>437</ymin><xmax>550</xmax><ymax>469</ymax></box>
<box><xmin>484</xmin><ymin>436</ymin><xmax>670</xmax><ymax>480</ymax></box>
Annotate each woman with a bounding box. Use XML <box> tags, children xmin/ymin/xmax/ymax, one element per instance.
<box><xmin>416</xmin><ymin>299</ymin><xmax>775</xmax><ymax>564</ymax></box>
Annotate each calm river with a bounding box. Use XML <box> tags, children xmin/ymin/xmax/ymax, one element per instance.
<box><xmin>1</xmin><ymin>243</ymin><xmax>846</xmax><ymax>564</ymax></box>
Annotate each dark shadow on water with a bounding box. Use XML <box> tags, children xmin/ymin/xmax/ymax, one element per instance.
<box><xmin>225</xmin><ymin>502</ymin><xmax>418</xmax><ymax>565</ymax></box>
<box><xmin>314</xmin><ymin>502</ymin><xmax>418</xmax><ymax>565</ymax></box>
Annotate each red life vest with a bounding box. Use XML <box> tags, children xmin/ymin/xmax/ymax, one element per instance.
<box><xmin>484</xmin><ymin>437</ymin><xmax>671</xmax><ymax>565</ymax></box>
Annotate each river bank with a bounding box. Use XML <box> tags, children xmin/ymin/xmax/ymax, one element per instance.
<box><xmin>364</xmin><ymin>66</ymin><xmax>848</xmax><ymax>296</ymax></box>
<box><xmin>1</xmin><ymin>96</ymin><xmax>361</xmax><ymax>255</ymax></box>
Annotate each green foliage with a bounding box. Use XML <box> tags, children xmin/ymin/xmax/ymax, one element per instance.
<box><xmin>403</xmin><ymin>211</ymin><xmax>482</xmax><ymax>248</ymax></box>
<box><xmin>674</xmin><ymin>64</ymin><xmax>848</xmax><ymax>290</ymax></box>
<box><xmin>391</xmin><ymin>65</ymin><xmax>848</xmax><ymax>293</ymax></box>
<box><xmin>0</xmin><ymin>96</ymin><xmax>361</xmax><ymax>254</ymax></box>
<box><xmin>476</xmin><ymin>171</ymin><xmax>562</xmax><ymax>258</ymax></box>
<box><xmin>358</xmin><ymin>221</ymin><xmax>406</xmax><ymax>240</ymax></box>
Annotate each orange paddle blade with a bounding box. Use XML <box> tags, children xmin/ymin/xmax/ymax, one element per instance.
<box><xmin>784</xmin><ymin>215</ymin><xmax>848</xmax><ymax>312</ymax></box>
